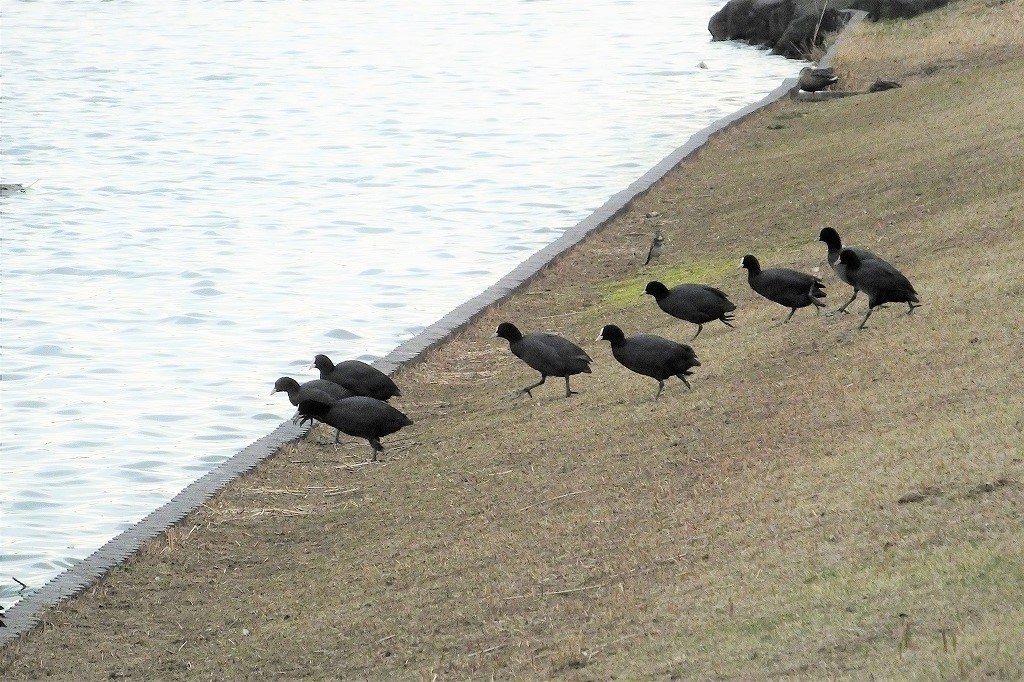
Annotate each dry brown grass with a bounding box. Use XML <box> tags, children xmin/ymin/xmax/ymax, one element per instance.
<box><xmin>3</xmin><ymin>2</ymin><xmax>1023</xmax><ymax>679</ymax></box>
<box><xmin>834</xmin><ymin>0</ymin><xmax>1024</xmax><ymax>87</ymax></box>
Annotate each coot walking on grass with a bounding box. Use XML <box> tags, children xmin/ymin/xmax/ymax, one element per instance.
<box><xmin>818</xmin><ymin>227</ymin><xmax>892</xmax><ymax>314</ymax></box>
<box><xmin>311</xmin><ymin>354</ymin><xmax>401</xmax><ymax>401</ymax></box>
<box><xmin>740</xmin><ymin>254</ymin><xmax>826</xmax><ymax>323</ymax></box>
<box><xmin>835</xmin><ymin>249</ymin><xmax>920</xmax><ymax>329</ymax></box>
<box><xmin>494</xmin><ymin>322</ymin><xmax>593</xmax><ymax>398</ymax></box>
<box><xmin>644</xmin><ymin>280</ymin><xmax>736</xmax><ymax>340</ymax></box>
<box><xmin>296</xmin><ymin>397</ymin><xmax>412</xmax><ymax>460</ymax></box>
<box><xmin>597</xmin><ymin>324</ymin><xmax>700</xmax><ymax>399</ymax></box>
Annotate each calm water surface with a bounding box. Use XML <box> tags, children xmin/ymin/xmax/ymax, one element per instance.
<box><xmin>0</xmin><ymin>0</ymin><xmax>800</xmax><ymax>607</ymax></box>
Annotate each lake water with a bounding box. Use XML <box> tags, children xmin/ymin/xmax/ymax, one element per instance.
<box><xmin>0</xmin><ymin>0</ymin><xmax>800</xmax><ymax>608</ymax></box>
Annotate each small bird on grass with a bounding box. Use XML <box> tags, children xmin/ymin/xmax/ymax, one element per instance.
<box><xmin>644</xmin><ymin>230</ymin><xmax>665</xmax><ymax>265</ymax></box>
<box><xmin>296</xmin><ymin>397</ymin><xmax>412</xmax><ymax>461</ymax></box>
<box><xmin>494</xmin><ymin>322</ymin><xmax>593</xmax><ymax>398</ymax></box>
<box><xmin>835</xmin><ymin>249</ymin><xmax>920</xmax><ymax>329</ymax></box>
<box><xmin>597</xmin><ymin>324</ymin><xmax>700</xmax><ymax>399</ymax></box>
<box><xmin>740</xmin><ymin>254</ymin><xmax>826</xmax><ymax>324</ymax></box>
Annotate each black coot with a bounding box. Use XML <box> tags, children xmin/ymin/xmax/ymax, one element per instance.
<box><xmin>272</xmin><ymin>377</ymin><xmax>354</xmax><ymax>406</ymax></box>
<box><xmin>273</xmin><ymin>377</ymin><xmax>355</xmax><ymax>439</ymax></box>
<box><xmin>597</xmin><ymin>324</ymin><xmax>700</xmax><ymax>399</ymax></box>
<box><xmin>311</xmin><ymin>354</ymin><xmax>401</xmax><ymax>401</ymax></box>
<box><xmin>296</xmin><ymin>397</ymin><xmax>412</xmax><ymax>461</ymax></box>
<box><xmin>835</xmin><ymin>249</ymin><xmax>920</xmax><ymax>329</ymax></box>
<box><xmin>644</xmin><ymin>280</ymin><xmax>736</xmax><ymax>340</ymax></box>
<box><xmin>494</xmin><ymin>322</ymin><xmax>592</xmax><ymax>398</ymax></box>
<box><xmin>818</xmin><ymin>227</ymin><xmax>892</xmax><ymax>314</ymax></box>
<box><xmin>740</xmin><ymin>254</ymin><xmax>826</xmax><ymax>323</ymax></box>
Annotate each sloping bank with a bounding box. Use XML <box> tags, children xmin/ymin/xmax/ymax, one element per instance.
<box><xmin>0</xmin><ymin>12</ymin><xmax>862</xmax><ymax>645</ymax></box>
<box><xmin>3</xmin><ymin>0</ymin><xmax>1023</xmax><ymax>678</ymax></box>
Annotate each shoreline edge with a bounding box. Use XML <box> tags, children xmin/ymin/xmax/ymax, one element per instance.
<box><xmin>0</xmin><ymin>10</ymin><xmax>867</xmax><ymax>645</ymax></box>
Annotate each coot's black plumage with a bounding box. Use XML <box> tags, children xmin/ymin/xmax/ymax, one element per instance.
<box><xmin>272</xmin><ymin>377</ymin><xmax>354</xmax><ymax>406</ymax></box>
<box><xmin>273</xmin><ymin>376</ymin><xmax>355</xmax><ymax>439</ymax></box>
<box><xmin>296</xmin><ymin>397</ymin><xmax>412</xmax><ymax>460</ymax></box>
<box><xmin>740</xmin><ymin>254</ymin><xmax>826</xmax><ymax>323</ymax></box>
<box><xmin>311</xmin><ymin>354</ymin><xmax>401</xmax><ymax>401</ymax></box>
<box><xmin>494</xmin><ymin>322</ymin><xmax>592</xmax><ymax>398</ymax></box>
<box><xmin>835</xmin><ymin>249</ymin><xmax>920</xmax><ymax>329</ymax></box>
<box><xmin>644</xmin><ymin>280</ymin><xmax>736</xmax><ymax>341</ymax></box>
<box><xmin>597</xmin><ymin>324</ymin><xmax>700</xmax><ymax>399</ymax></box>
<box><xmin>818</xmin><ymin>227</ymin><xmax>891</xmax><ymax>314</ymax></box>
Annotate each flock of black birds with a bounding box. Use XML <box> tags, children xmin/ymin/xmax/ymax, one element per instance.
<box><xmin>494</xmin><ymin>226</ymin><xmax>919</xmax><ymax>400</ymax></box>
<box><xmin>273</xmin><ymin>354</ymin><xmax>410</xmax><ymax>461</ymax></box>
<box><xmin>272</xmin><ymin>227</ymin><xmax>919</xmax><ymax>461</ymax></box>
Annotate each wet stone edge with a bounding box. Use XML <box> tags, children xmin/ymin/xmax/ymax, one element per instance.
<box><xmin>0</xmin><ymin>10</ymin><xmax>866</xmax><ymax>646</ymax></box>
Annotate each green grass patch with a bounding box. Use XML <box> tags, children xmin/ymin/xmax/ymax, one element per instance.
<box><xmin>599</xmin><ymin>257</ymin><xmax>738</xmax><ymax>305</ymax></box>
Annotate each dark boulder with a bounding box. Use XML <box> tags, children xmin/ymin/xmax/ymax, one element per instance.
<box><xmin>848</xmin><ymin>0</ymin><xmax>951</xmax><ymax>20</ymax></box>
<box><xmin>709</xmin><ymin>0</ymin><xmax>792</xmax><ymax>46</ymax></box>
<box><xmin>709</xmin><ymin>0</ymin><xmax>951</xmax><ymax>58</ymax></box>
<box><xmin>776</xmin><ymin>5</ymin><xmax>845</xmax><ymax>58</ymax></box>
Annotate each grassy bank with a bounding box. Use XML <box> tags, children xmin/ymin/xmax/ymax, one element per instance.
<box><xmin>3</xmin><ymin>1</ymin><xmax>1023</xmax><ymax>678</ymax></box>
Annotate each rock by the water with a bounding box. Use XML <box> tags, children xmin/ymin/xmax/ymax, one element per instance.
<box><xmin>709</xmin><ymin>0</ymin><xmax>951</xmax><ymax>58</ymax></box>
